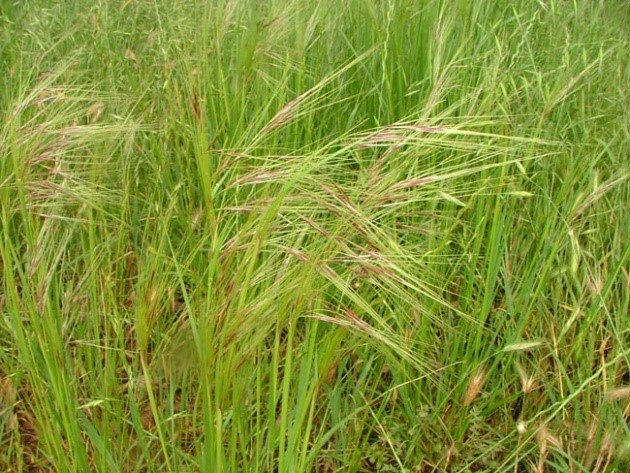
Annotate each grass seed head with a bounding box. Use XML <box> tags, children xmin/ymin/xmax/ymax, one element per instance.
<box><xmin>464</xmin><ymin>368</ymin><xmax>486</xmax><ymax>406</ymax></box>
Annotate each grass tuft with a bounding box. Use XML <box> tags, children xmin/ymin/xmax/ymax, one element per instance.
<box><xmin>1</xmin><ymin>0</ymin><xmax>628</xmax><ymax>471</ymax></box>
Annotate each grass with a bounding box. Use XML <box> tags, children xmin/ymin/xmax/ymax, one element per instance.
<box><xmin>0</xmin><ymin>0</ymin><xmax>628</xmax><ymax>471</ymax></box>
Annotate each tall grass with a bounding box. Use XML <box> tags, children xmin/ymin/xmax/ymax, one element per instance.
<box><xmin>1</xmin><ymin>0</ymin><xmax>628</xmax><ymax>471</ymax></box>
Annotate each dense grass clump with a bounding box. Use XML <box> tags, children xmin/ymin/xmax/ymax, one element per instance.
<box><xmin>0</xmin><ymin>1</ymin><xmax>628</xmax><ymax>471</ymax></box>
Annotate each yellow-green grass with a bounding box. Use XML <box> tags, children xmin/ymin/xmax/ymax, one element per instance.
<box><xmin>0</xmin><ymin>1</ymin><xmax>628</xmax><ymax>471</ymax></box>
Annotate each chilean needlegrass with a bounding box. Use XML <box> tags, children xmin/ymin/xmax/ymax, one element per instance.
<box><xmin>1</xmin><ymin>0</ymin><xmax>628</xmax><ymax>471</ymax></box>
